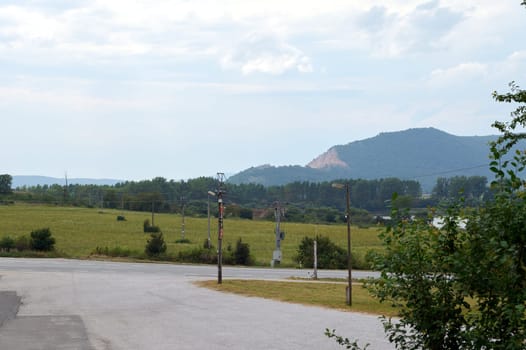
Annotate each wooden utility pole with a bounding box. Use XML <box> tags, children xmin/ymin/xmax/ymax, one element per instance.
<box><xmin>345</xmin><ymin>183</ymin><xmax>352</xmax><ymax>306</ymax></box>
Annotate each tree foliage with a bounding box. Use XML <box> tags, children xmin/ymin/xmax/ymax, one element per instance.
<box><xmin>364</xmin><ymin>81</ymin><xmax>526</xmax><ymax>349</ymax></box>
<box><xmin>432</xmin><ymin>176</ymin><xmax>489</xmax><ymax>204</ymax></box>
<box><xmin>0</xmin><ymin>174</ymin><xmax>12</xmax><ymax>194</ymax></box>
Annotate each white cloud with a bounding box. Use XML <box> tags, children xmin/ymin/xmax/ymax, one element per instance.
<box><xmin>504</xmin><ymin>50</ymin><xmax>526</xmax><ymax>78</ymax></box>
<box><xmin>429</xmin><ymin>62</ymin><xmax>488</xmax><ymax>86</ymax></box>
<box><xmin>221</xmin><ymin>33</ymin><xmax>312</xmax><ymax>75</ymax></box>
<box><xmin>0</xmin><ymin>5</ymin><xmax>63</xmax><ymax>46</ymax></box>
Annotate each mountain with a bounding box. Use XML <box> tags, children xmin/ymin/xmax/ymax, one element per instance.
<box><xmin>228</xmin><ymin>128</ymin><xmax>497</xmax><ymax>192</ymax></box>
<box><xmin>12</xmin><ymin>176</ymin><xmax>122</xmax><ymax>188</ymax></box>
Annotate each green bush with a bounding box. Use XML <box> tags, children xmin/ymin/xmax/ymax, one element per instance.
<box><xmin>145</xmin><ymin>232</ymin><xmax>167</xmax><ymax>257</ymax></box>
<box><xmin>231</xmin><ymin>238</ymin><xmax>253</xmax><ymax>265</ymax></box>
<box><xmin>239</xmin><ymin>208</ymin><xmax>253</xmax><ymax>220</ymax></box>
<box><xmin>15</xmin><ymin>235</ymin><xmax>30</xmax><ymax>251</ymax></box>
<box><xmin>295</xmin><ymin>235</ymin><xmax>347</xmax><ymax>269</ymax></box>
<box><xmin>143</xmin><ymin>219</ymin><xmax>160</xmax><ymax>233</ymax></box>
<box><xmin>30</xmin><ymin>228</ymin><xmax>55</xmax><ymax>251</ymax></box>
<box><xmin>0</xmin><ymin>236</ymin><xmax>15</xmax><ymax>252</ymax></box>
<box><xmin>177</xmin><ymin>247</ymin><xmax>217</xmax><ymax>264</ymax></box>
<box><xmin>93</xmin><ymin>246</ymin><xmax>135</xmax><ymax>257</ymax></box>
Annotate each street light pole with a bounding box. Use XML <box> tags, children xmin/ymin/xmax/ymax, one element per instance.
<box><xmin>332</xmin><ymin>182</ymin><xmax>352</xmax><ymax>306</ymax></box>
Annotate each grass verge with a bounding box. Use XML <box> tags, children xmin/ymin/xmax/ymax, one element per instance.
<box><xmin>195</xmin><ymin>279</ymin><xmax>398</xmax><ymax>317</ymax></box>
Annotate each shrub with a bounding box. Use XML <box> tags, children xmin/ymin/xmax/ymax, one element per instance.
<box><xmin>295</xmin><ymin>235</ymin><xmax>347</xmax><ymax>269</ymax></box>
<box><xmin>175</xmin><ymin>238</ymin><xmax>191</xmax><ymax>244</ymax></box>
<box><xmin>177</xmin><ymin>247</ymin><xmax>217</xmax><ymax>264</ymax></box>
<box><xmin>143</xmin><ymin>219</ymin><xmax>160</xmax><ymax>233</ymax></box>
<box><xmin>93</xmin><ymin>246</ymin><xmax>135</xmax><ymax>258</ymax></box>
<box><xmin>116</xmin><ymin>215</ymin><xmax>126</xmax><ymax>221</ymax></box>
<box><xmin>15</xmin><ymin>235</ymin><xmax>30</xmax><ymax>251</ymax></box>
<box><xmin>239</xmin><ymin>208</ymin><xmax>253</xmax><ymax>220</ymax></box>
<box><xmin>30</xmin><ymin>228</ymin><xmax>55</xmax><ymax>251</ymax></box>
<box><xmin>231</xmin><ymin>238</ymin><xmax>253</xmax><ymax>265</ymax></box>
<box><xmin>0</xmin><ymin>236</ymin><xmax>15</xmax><ymax>252</ymax></box>
<box><xmin>145</xmin><ymin>232</ymin><xmax>167</xmax><ymax>257</ymax></box>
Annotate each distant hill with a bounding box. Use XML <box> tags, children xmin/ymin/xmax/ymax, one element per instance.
<box><xmin>12</xmin><ymin>176</ymin><xmax>122</xmax><ymax>188</ymax></box>
<box><xmin>228</xmin><ymin>128</ymin><xmax>497</xmax><ymax>192</ymax></box>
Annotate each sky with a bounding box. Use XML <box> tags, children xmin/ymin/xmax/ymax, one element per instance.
<box><xmin>2</xmin><ymin>0</ymin><xmax>526</xmax><ymax>181</ymax></box>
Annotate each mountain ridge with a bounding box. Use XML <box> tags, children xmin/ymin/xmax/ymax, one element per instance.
<box><xmin>228</xmin><ymin>127</ymin><xmax>497</xmax><ymax>192</ymax></box>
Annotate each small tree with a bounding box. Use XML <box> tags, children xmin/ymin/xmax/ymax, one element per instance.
<box><xmin>0</xmin><ymin>174</ymin><xmax>12</xmax><ymax>194</ymax></box>
<box><xmin>362</xmin><ymin>81</ymin><xmax>526</xmax><ymax>350</ymax></box>
<box><xmin>145</xmin><ymin>232</ymin><xmax>167</xmax><ymax>257</ymax></box>
<box><xmin>30</xmin><ymin>228</ymin><xmax>55</xmax><ymax>251</ymax></box>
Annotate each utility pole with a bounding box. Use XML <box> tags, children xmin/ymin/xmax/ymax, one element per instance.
<box><xmin>181</xmin><ymin>196</ymin><xmax>186</xmax><ymax>240</ymax></box>
<box><xmin>313</xmin><ymin>239</ymin><xmax>318</xmax><ymax>280</ymax></box>
<box><xmin>216</xmin><ymin>173</ymin><xmax>225</xmax><ymax>284</ymax></box>
<box><xmin>207</xmin><ymin>191</ymin><xmax>213</xmax><ymax>249</ymax></box>
<box><xmin>272</xmin><ymin>202</ymin><xmax>284</xmax><ymax>266</ymax></box>
<box><xmin>332</xmin><ymin>182</ymin><xmax>353</xmax><ymax>306</ymax></box>
<box><xmin>63</xmin><ymin>172</ymin><xmax>68</xmax><ymax>205</ymax></box>
<box><xmin>345</xmin><ymin>183</ymin><xmax>352</xmax><ymax>306</ymax></box>
<box><xmin>151</xmin><ymin>201</ymin><xmax>155</xmax><ymax>227</ymax></box>
<box><xmin>208</xmin><ymin>173</ymin><xmax>226</xmax><ymax>284</ymax></box>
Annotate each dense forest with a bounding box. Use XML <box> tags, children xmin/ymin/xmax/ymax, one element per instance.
<box><xmin>2</xmin><ymin>174</ymin><xmax>492</xmax><ymax>225</ymax></box>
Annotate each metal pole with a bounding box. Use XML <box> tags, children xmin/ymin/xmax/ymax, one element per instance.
<box><xmin>207</xmin><ymin>193</ymin><xmax>211</xmax><ymax>249</ymax></box>
<box><xmin>181</xmin><ymin>197</ymin><xmax>185</xmax><ymax>240</ymax></box>
<box><xmin>272</xmin><ymin>202</ymin><xmax>282</xmax><ymax>266</ymax></box>
<box><xmin>217</xmin><ymin>192</ymin><xmax>223</xmax><ymax>284</ymax></box>
<box><xmin>346</xmin><ymin>183</ymin><xmax>352</xmax><ymax>306</ymax></box>
<box><xmin>216</xmin><ymin>172</ymin><xmax>225</xmax><ymax>284</ymax></box>
<box><xmin>313</xmin><ymin>239</ymin><xmax>318</xmax><ymax>280</ymax></box>
<box><xmin>151</xmin><ymin>201</ymin><xmax>154</xmax><ymax>227</ymax></box>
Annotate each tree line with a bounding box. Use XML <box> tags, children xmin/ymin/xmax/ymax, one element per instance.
<box><xmin>4</xmin><ymin>174</ymin><xmax>492</xmax><ymax>221</ymax></box>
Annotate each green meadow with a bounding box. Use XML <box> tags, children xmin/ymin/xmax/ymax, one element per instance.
<box><xmin>0</xmin><ymin>203</ymin><xmax>383</xmax><ymax>266</ymax></box>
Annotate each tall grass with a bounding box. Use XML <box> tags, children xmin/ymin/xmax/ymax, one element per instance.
<box><xmin>0</xmin><ymin>203</ymin><xmax>383</xmax><ymax>267</ymax></box>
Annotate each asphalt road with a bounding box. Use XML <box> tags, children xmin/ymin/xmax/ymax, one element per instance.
<box><xmin>0</xmin><ymin>258</ymin><xmax>392</xmax><ymax>350</ymax></box>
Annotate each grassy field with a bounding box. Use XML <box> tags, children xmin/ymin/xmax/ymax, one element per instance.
<box><xmin>196</xmin><ymin>279</ymin><xmax>398</xmax><ymax>316</ymax></box>
<box><xmin>0</xmin><ymin>203</ymin><xmax>384</xmax><ymax>266</ymax></box>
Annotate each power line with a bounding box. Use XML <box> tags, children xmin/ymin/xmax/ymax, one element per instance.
<box><xmin>411</xmin><ymin>164</ymin><xmax>489</xmax><ymax>179</ymax></box>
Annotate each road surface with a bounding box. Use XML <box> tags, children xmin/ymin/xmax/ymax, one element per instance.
<box><xmin>0</xmin><ymin>258</ymin><xmax>392</xmax><ymax>350</ymax></box>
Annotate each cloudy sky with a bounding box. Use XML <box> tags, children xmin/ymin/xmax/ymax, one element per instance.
<box><xmin>2</xmin><ymin>0</ymin><xmax>526</xmax><ymax>181</ymax></box>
